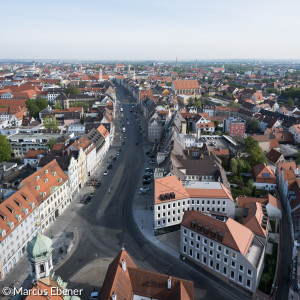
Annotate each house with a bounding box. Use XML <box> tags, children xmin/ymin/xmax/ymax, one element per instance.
<box><xmin>0</xmin><ymin>186</ymin><xmax>40</xmax><ymax>279</ymax></box>
<box><xmin>23</xmin><ymin>149</ymin><xmax>46</xmax><ymax>168</ymax></box>
<box><xmin>289</xmin><ymin>124</ymin><xmax>300</xmax><ymax>144</ymax></box>
<box><xmin>180</xmin><ymin>210</ymin><xmax>265</xmax><ymax>293</ymax></box>
<box><xmin>154</xmin><ymin>176</ymin><xmax>235</xmax><ymax>233</ymax></box>
<box><xmin>223</xmin><ymin>117</ymin><xmax>245</xmax><ymax>137</ymax></box>
<box><xmin>237</xmin><ymin>195</ymin><xmax>282</xmax><ymax>220</ymax></box>
<box><xmin>172</xmin><ymin>80</ymin><xmax>200</xmax><ymax>95</ymax></box>
<box><xmin>21</xmin><ymin>160</ymin><xmax>71</xmax><ymax>232</ymax></box>
<box><xmin>266</xmin><ymin>148</ymin><xmax>285</xmax><ymax>165</ymax></box>
<box><xmin>252</xmin><ymin>162</ymin><xmax>277</xmax><ymax>190</ymax></box>
<box><xmin>99</xmin><ymin>249</ymin><xmax>194</xmax><ymax>300</ymax></box>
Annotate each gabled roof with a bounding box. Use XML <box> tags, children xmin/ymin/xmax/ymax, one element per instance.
<box><xmin>173</xmin><ymin>80</ymin><xmax>199</xmax><ymax>90</ymax></box>
<box><xmin>97</xmin><ymin>124</ymin><xmax>109</xmax><ymax>139</ymax></box>
<box><xmin>182</xmin><ymin>211</ymin><xmax>254</xmax><ymax>256</ymax></box>
<box><xmin>100</xmin><ymin>249</ymin><xmax>194</xmax><ymax>300</ymax></box>
<box><xmin>21</xmin><ymin>160</ymin><xmax>68</xmax><ymax>204</ymax></box>
<box><xmin>266</xmin><ymin>148</ymin><xmax>283</xmax><ymax>164</ymax></box>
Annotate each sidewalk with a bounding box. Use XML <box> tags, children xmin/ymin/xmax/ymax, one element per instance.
<box><xmin>0</xmin><ymin>118</ymin><xmax>122</xmax><ymax>296</ymax></box>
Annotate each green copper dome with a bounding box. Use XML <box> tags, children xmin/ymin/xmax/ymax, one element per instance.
<box><xmin>27</xmin><ymin>233</ymin><xmax>52</xmax><ymax>260</ymax></box>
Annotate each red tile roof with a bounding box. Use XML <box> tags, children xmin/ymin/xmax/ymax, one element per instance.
<box><xmin>173</xmin><ymin>80</ymin><xmax>199</xmax><ymax>90</ymax></box>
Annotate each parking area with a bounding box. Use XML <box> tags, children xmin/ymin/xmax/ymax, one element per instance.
<box><xmin>198</xmin><ymin>135</ymin><xmax>231</xmax><ymax>149</ymax></box>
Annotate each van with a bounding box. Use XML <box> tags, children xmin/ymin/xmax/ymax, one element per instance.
<box><xmin>122</xmin><ymin>127</ymin><xmax>126</xmax><ymax>133</ymax></box>
<box><xmin>120</xmin><ymin>107</ymin><xmax>123</xmax><ymax>112</ymax></box>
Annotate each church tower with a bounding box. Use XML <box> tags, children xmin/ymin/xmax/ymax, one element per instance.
<box><xmin>99</xmin><ymin>68</ymin><xmax>103</xmax><ymax>82</ymax></box>
<box><xmin>26</xmin><ymin>232</ymin><xmax>53</xmax><ymax>280</ymax></box>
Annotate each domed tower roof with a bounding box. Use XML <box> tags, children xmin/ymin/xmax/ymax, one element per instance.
<box><xmin>27</xmin><ymin>233</ymin><xmax>52</xmax><ymax>260</ymax></box>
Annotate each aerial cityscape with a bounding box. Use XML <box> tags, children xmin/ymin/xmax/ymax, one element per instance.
<box><xmin>1</xmin><ymin>1</ymin><xmax>300</xmax><ymax>300</ymax></box>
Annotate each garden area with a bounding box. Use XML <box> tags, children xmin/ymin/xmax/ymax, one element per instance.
<box><xmin>227</xmin><ymin>137</ymin><xmax>270</xmax><ymax>198</ymax></box>
<box><xmin>258</xmin><ymin>239</ymin><xmax>278</xmax><ymax>295</ymax></box>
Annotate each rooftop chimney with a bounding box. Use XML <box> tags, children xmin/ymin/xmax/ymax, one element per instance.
<box><xmin>167</xmin><ymin>277</ymin><xmax>172</xmax><ymax>290</ymax></box>
<box><xmin>121</xmin><ymin>259</ymin><xmax>126</xmax><ymax>272</ymax></box>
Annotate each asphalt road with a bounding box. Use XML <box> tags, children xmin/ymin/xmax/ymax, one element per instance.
<box><xmin>56</xmin><ymin>87</ymin><xmax>251</xmax><ymax>300</ymax></box>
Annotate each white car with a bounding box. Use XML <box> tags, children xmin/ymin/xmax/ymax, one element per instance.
<box><xmin>103</xmin><ymin>170</ymin><xmax>108</xmax><ymax>176</ymax></box>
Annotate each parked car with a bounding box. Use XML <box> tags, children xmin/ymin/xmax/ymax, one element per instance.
<box><xmin>108</xmin><ymin>164</ymin><xmax>113</xmax><ymax>170</ymax></box>
<box><xmin>116</xmin><ymin>151</ymin><xmax>120</xmax><ymax>156</ymax></box>
<box><xmin>95</xmin><ymin>182</ymin><xmax>101</xmax><ymax>189</ymax></box>
<box><xmin>122</xmin><ymin>141</ymin><xmax>125</xmax><ymax>145</ymax></box>
<box><xmin>112</xmin><ymin>157</ymin><xmax>117</xmax><ymax>162</ymax></box>
<box><xmin>103</xmin><ymin>170</ymin><xmax>108</xmax><ymax>176</ymax></box>
<box><xmin>145</xmin><ymin>168</ymin><xmax>153</xmax><ymax>172</ymax></box>
<box><xmin>148</xmin><ymin>153</ymin><xmax>155</xmax><ymax>158</ymax></box>
<box><xmin>89</xmin><ymin>292</ymin><xmax>99</xmax><ymax>300</ymax></box>
<box><xmin>140</xmin><ymin>187</ymin><xmax>150</xmax><ymax>192</ymax></box>
<box><xmin>148</xmin><ymin>160</ymin><xmax>155</xmax><ymax>164</ymax></box>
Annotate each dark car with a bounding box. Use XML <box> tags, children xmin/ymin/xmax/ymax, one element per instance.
<box><xmin>95</xmin><ymin>182</ymin><xmax>101</xmax><ymax>189</ymax></box>
<box><xmin>108</xmin><ymin>164</ymin><xmax>113</xmax><ymax>170</ymax></box>
<box><xmin>148</xmin><ymin>153</ymin><xmax>155</xmax><ymax>158</ymax></box>
<box><xmin>143</xmin><ymin>179</ymin><xmax>151</xmax><ymax>184</ymax></box>
<box><xmin>85</xmin><ymin>196</ymin><xmax>92</xmax><ymax>204</ymax></box>
<box><xmin>122</xmin><ymin>141</ymin><xmax>125</xmax><ymax>145</ymax></box>
<box><xmin>112</xmin><ymin>157</ymin><xmax>117</xmax><ymax>162</ymax></box>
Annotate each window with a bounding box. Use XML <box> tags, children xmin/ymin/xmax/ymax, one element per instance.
<box><xmin>183</xmin><ymin>246</ymin><xmax>187</xmax><ymax>254</ymax></box>
<box><xmin>204</xmin><ymin>239</ymin><xmax>207</xmax><ymax>245</ymax></box>
<box><xmin>158</xmin><ymin>221</ymin><xmax>160</xmax><ymax>225</ymax></box>
<box><xmin>224</xmin><ymin>249</ymin><xmax>229</xmax><ymax>256</ymax></box>
<box><xmin>216</xmin><ymin>253</ymin><xmax>220</xmax><ymax>260</ymax></box>
<box><xmin>190</xmin><ymin>232</ymin><xmax>194</xmax><ymax>238</ymax></box>
<box><xmin>223</xmin><ymin>267</ymin><xmax>227</xmax><ymax>275</ymax></box>
<box><xmin>202</xmin><ymin>256</ymin><xmax>207</xmax><ymax>264</ymax></box>
<box><xmin>231</xmin><ymin>271</ymin><xmax>235</xmax><ymax>280</ymax></box>
<box><xmin>246</xmin><ymin>279</ymin><xmax>251</xmax><ymax>288</ymax></box>
<box><xmin>232</xmin><ymin>261</ymin><xmax>236</xmax><ymax>268</ymax></box>
<box><xmin>239</xmin><ymin>265</ymin><xmax>244</xmax><ymax>272</ymax></box>
<box><xmin>232</xmin><ymin>252</ymin><xmax>236</xmax><ymax>259</ymax></box>
<box><xmin>184</xmin><ymin>237</ymin><xmax>187</xmax><ymax>244</ymax></box>
<box><xmin>158</xmin><ymin>214</ymin><xmax>160</xmax><ymax>218</ymax></box>
<box><xmin>216</xmin><ymin>263</ymin><xmax>220</xmax><ymax>271</ymax></box>
<box><xmin>209</xmin><ymin>250</ymin><xmax>213</xmax><ymax>257</ymax></box>
<box><xmin>210</xmin><ymin>242</ymin><xmax>214</xmax><ymax>248</ymax></box>
<box><xmin>223</xmin><ymin>257</ymin><xmax>228</xmax><ymax>264</ymax></box>
<box><xmin>196</xmin><ymin>235</ymin><xmax>200</xmax><ymax>242</ymax></box>
<box><xmin>168</xmin><ymin>204</ymin><xmax>170</xmax><ymax>208</ymax></box>
<box><xmin>202</xmin><ymin>247</ymin><xmax>207</xmax><ymax>254</ymax></box>
<box><xmin>209</xmin><ymin>260</ymin><xmax>213</xmax><ymax>268</ymax></box>
<box><xmin>247</xmin><ymin>269</ymin><xmax>252</xmax><ymax>277</ymax></box>
<box><xmin>158</xmin><ymin>206</ymin><xmax>160</xmax><ymax>210</ymax></box>
<box><xmin>196</xmin><ymin>252</ymin><xmax>200</xmax><ymax>261</ymax></box>
<box><xmin>189</xmin><ymin>249</ymin><xmax>193</xmax><ymax>257</ymax></box>
<box><xmin>217</xmin><ymin>245</ymin><xmax>221</xmax><ymax>252</ymax></box>
<box><xmin>196</xmin><ymin>243</ymin><xmax>200</xmax><ymax>250</ymax></box>
<box><xmin>190</xmin><ymin>240</ymin><xmax>194</xmax><ymax>247</ymax></box>
<box><xmin>239</xmin><ymin>275</ymin><xmax>243</xmax><ymax>283</ymax></box>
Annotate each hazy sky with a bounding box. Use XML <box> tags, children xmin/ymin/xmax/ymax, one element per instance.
<box><xmin>1</xmin><ymin>0</ymin><xmax>300</xmax><ymax>60</ymax></box>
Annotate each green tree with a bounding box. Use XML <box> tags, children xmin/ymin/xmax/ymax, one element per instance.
<box><xmin>244</xmin><ymin>137</ymin><xmax>267</xmax><ymax>166</ymax></box>
<box><xmin>230</xmin><ymin>158</ymin><xmax>238</xmax><ymax>174</ymax></box>
<box><xmin>57</xmin><ymin>82</ymin><xmax>63</xmax><ymax>88</ymax></box>
<box><xmin>287</xmin><ymin>97</ymin><xmax>294</xmax><ymax>107</ymax></box>
<box><xmin>228</xmin><ymin>101</ymin><xmax>240</xmax><ymax>108</ymax></box>
<box><xmin>26</xmin><ymin>97</ymin><xmax>48</xmax><ymax>119</ymax></box>
<box><xmin>194</xmin><ymin>100</ymin><xmax>202</xmax><ymax>108</ymax></box>
<box><xmin>70</xmin><ymin>101</ymin><xmax>89</xmax><ymax>108</ymax></box>
<box><xmin>46</xmin><ymin>138</ymin><xmax>57</xmax><ymax>150</ymax></box>
<box><xmin>44</xmin><ymin>115</ymin><xmax>59</xmax><ymax>130</ymax></box>
<box><xmin>54</xmin><ymin>103</ymin><xmax>62</xmax><ymax>109</ymax></box>
<box><xmin>214</xmin><ymin>120</ymin><xmax>220</xmax><ymax>130</ymax></box>
<box><xmin>0</xmin><ymin>135</ymin><xmax>11</xmax><ymax>162</ymax></box>
<box><xmin>65</xmin><ymin>86</ymin><xmax>80</xmax><ymax>95</ymax></box>
<box><xmin>248</xmin><ymin>118</ymin><xmax>260</xmax><ymax>133</ymax></box>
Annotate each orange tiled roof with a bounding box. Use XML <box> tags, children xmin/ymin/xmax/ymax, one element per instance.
<box><xmin>182</xmin><ymin>211</ymin><xmax>254</xmax><ymax>256</ymax></box>
<box><xmin>173</xmin><ymin>80</ymin><xmax>199</xmax><ymax>90</ymax></box>
<box><xmin>22</xmin><ymin>160</ymin><xmax>68</xmax><ymax>204</ymax></box>
<box><xmin>97</xmin><ymin>124</ymin><xmax>109</xmax><ymax>139</ymax></box>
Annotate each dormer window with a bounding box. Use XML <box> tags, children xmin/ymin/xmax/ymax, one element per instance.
<box><xmin>35</xmin><ymin>176</ymin><xmax>40</xmax><ymax>180</ymax></box>
<box><xmin>35</xmin><ymin>185</ymin><xmax>40</xmax><ymax>190</ymax></box>
<box><xmin>7</xmin><ymin>221</ymin><xmax>14</xmax><ymax>230</ymax></box>
<box><xmin>44</xmin><ymin>179</ymin><xmax>48</xmax><ymax>183</ymax></box>
<box><xmin>29</xmin><ymin>202</ymin><xmax>35</xmax><ymax>209</ymax></box>
<box><xmin>22</xmin><ymin>208</ymin><xmax>28</xmax><ymax>215</ymax></box>
<box><xmin>57</xmin><ymin>178</ymin><xmax>62</xmax><ymax>183</ymax></box>
<box><xmin>15</xmin><ymin>214</ymin><xmax>22</xmax><ymax>222</ymax></box>
<box><xmin>41</xmin><ymin>192</ymin><xmax>47</xmax><ymax>197</ymax></box>
<box><xmin>44</xmin><ymin>169</ymin><xmax>48</xmax><ymax>174</ymax></box>
<box><xmin>0</xmin><ymin>229</ymin><xmax>6</xmax><ymax>238</ymax></box>
<box><xmin>53</xmin><ymin>172</ymin><xmax>57</xmax><ymax>176</ymax></box>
